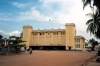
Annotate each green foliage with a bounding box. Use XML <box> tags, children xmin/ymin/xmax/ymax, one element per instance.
<box><xmin>0</xmin><ymin>35</ymin><xmax>26</xmax><ymax>54</ymax></box>
<box><xmin>82</xmin><ymin>0</ymin><xmax>92</xmax><ymax>9</ymax></box>
<box><xmin>88</xmin><ymin>38</ymin><xmax>98</xmax><ymax>51</ymax></box>
<box><xmin>0</xmin><ymin>34</ymin><xmax>3</xmax><ymax>39</ymax></box>
<box><xmin>8</xmin><ymin>36</ymin><xmax>26</xmax><ymax>49</ymax></box>
<box><xmin>9</xmin><ymin>44</ymin><xmax>26</xmax><ymax>47</ymax></box>
<box><xmin>86</xmin><ymin>11</ymin><xmax>100</xmax><ymax>39</ymax></box>
<box><xmin>82</xmin><ymin>0</ymin><xmax>100</xmax><ymax>13</ymax></box>
<box><xmin>82</xmin><ymin>0</ymin><xmax>100</xmax><ymax>39</ymax></box>
<box><xmin>0</xmin><ymin>35</ymin><xmax>3</xmax><ymax>47</ymax></box>
<box><xmin>9</xmin><ymin>35</ymin><xmax>26</xmax><ymax>44</ymax></box>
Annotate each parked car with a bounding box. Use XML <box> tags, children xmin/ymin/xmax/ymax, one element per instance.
<box><xmin>20</xmin><ymin>47</ymin><xmax>26</xmax><ymax>52</ymax></box>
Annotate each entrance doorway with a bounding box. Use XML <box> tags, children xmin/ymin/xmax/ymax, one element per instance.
<box><xmin>68</xmin><ymin>46</ymin><xmax>71</xmax><ymax>50</ymax></box>
<box><xmin>31</xmin><ymin>46</ymin><xmax>66</xmax><ymax>50</ymax></box>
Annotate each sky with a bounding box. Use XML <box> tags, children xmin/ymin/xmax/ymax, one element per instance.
<box><xmin>0</xmin><ymin>0</ymin><xmax>97</xmax><ymax>41</ymax></box>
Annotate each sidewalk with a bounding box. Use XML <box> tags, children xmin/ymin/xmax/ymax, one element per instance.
<box><xmin>86</xmin><ymin>56</ymin><xmax>100</xmax><ymax>66</ymax></box>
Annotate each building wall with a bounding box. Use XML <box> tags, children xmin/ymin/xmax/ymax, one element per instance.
<box><xmin>65</xmin><ymin>23</ymin><xmax>76</xmax><ymax>50</ymax></box>
<box><xmin>31</xmin><ymin>30</ymin><xmax>65</xmax><ymax>46</ymax></box>
<box><xmin>22</xmin><ymin>23</ymin><xmax>85</xmax><ymax>50</ymax></box>
<box><xmin>75</xmin><ymin>36</ymin><xmax>85</xmax><ymax>50</ymax></box>
<box><xmin>22</xmin><ymin>25</ymin><xmax>32</xmax><ymax>49</ymax></box>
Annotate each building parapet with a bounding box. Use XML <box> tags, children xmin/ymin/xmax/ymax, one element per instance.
<box><xmin>75</xmin><ymin>36</ymin><xmax>85</xmax><ymax>40</ymax></box>
<box><xmin>23</xmin><ymin>25</ymin><xmax>32</xmax><ymax>28</ymax></box>
<box><xmin>32</xmin><ymin>29</ymin><xmax>65</xmax><ymax>33</ymax></box>
<box><xmin>65</xmin><ymin>23</ymin><xmax>75</xmax><ymax>27</ymax></box>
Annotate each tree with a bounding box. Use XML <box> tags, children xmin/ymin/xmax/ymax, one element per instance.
<box><xmin>9</xmin><ymin>36</ymin><xmax>26</xmax><ymax>46</ymax></box>
<box><xmin>0</xmin><ymin>35</ymin><xmax>3</xmax><ymax>47</ymax></box>
<box><xmin>88</xmin><ymin>38</ymin><xmax>98</xmax><ymax>51</ymax></box>
<box><xmin>0</xmin><ymin>34</ymin><xmax>3</xmax><ymax>39</ymax></box>
<box><xmin>8</xmin><ymin>36</ymin><xmax>26</xmax><ymax>53</ymax></box>
<box><xmin>86</xmin><ymin>10</ymin><xmax>100</xmax><ymax>39</ymax></box>
<box><xmin>82</xmin><ymin>0</ymin><xmax>100</xmax><ymax>16</ymax></box>
<box><xmin>82</xmin><ymin>0</ymin><xmax>100</xmax><ymax>39</ymax></box>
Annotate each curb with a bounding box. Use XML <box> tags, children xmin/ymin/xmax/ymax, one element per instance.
<box><xmin>81</xmin><ymin>55</ymin><xmax>96</xmax><ymax>66</ymax></box>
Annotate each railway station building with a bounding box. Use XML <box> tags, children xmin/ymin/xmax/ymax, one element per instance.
<box><xmin>22</xmin><ymin>23</ymin><xmax>85</xmax><ymax>50</ymax></box>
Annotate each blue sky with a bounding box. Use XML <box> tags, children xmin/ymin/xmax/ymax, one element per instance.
<box><xmin>0</xmin><ymin>0</ymin><xmax>96</xmax><ymax>40</ymax></box>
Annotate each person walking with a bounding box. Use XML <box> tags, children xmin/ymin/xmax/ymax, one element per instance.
<box><xmin>29</xmin><ymin>47</ymin><xmax>32</xmax><ymax>54</ymax></box>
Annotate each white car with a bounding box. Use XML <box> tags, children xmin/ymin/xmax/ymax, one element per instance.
<box><xmin>20</xmin><ymin>47</ymin><xmax>26</xmax><ymax>52</ymax></box>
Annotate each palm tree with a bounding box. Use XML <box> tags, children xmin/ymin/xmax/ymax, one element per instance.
<box><xmin>82</xmin><ymin>0</ymin><xmax>92</xmax><ymax>9</ymax></box>
<box><xmin>82</xmin><ymin>0</ymin><xmax>100</xmax><ymax>16</ymax></box>
<box><xmin>88</xmin><ymin>38</ymin><xmax>98</xmax><ymax>51</ymax></box>
<box><xmin>86</xmin><ymin>10</ymin><xmax>100</xmax><ymax>38</ymax></box>
<box><xmin>82</xmin><ymin>0</ymin><xmax>100</xmax><ymax>39</ymax></box>
<box><xmin>94</xmin><ymin>27</ymin><xmax>100</xmax><ymax>39</ymax></box>
<box><xmin>82</xmin><ymin>0</ymin><xmax>100</xmax><ymax>9</ymax></box>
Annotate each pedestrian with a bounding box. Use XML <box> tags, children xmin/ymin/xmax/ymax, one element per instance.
<box><xmin>29</xmin><ymin>47</ymin><xmax>32</xmax><ymax>54</ymax></box>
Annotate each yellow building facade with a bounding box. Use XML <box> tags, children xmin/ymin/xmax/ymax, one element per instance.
<box><xmin>22</xmin><ymin>23</ymin><xmax>85</xmax><ymax>50</ymax></box>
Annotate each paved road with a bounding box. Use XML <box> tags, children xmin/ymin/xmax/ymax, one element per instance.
<box><xmin>0</xmin><ymin>51</ymin><xmax>96</xmax><ymax>66</ymax></box>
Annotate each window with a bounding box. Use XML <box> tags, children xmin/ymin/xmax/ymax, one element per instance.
<box><xmin>61</xmin><ymin>32</ymin><xmax>65</xmax><ymax>35</ymax></box>
<box><xmin>40</xmin><ymin>33</ymin><xmax>44</xmax><ymax>36</ymax></box>
<box><xmin>75</xmin><ymin>39</ymin><xmax>80</xmax><ymax>43</ymax></box>
<box><xmin>48</xmin><ymin>33</ymin><xmax>50</xmax><ymax>35</ymax></box>
<box><xmin>54</xmin><ymin>32</ymin><xmax>58</xmax><ymax>35</ymax></box>
<box><xmin>78</xmin><ymin>44</ymin><xmax>80</xmax><ymax>48</ymax></box>
<box><xmin>78</xmin><ymin>39</ymin><xmax>80</xmax><ymax>42</ymax></box>
<box><xmin>75</xmin><ymin>44</ymin><xmax>80</xmax><ymax>48</ymax></box>
<box><xmin>33</xmin><ymin>33</ymin><xmax>37</xmax><ymax>36</ymax></box>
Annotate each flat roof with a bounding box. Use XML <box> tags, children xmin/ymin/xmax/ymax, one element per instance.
<box><xmin>32</xmin><ymin>29</ymin><xmax>65</xmax><ymax>33</ymax></box>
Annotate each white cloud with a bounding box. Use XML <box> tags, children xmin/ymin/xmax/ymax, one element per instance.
<box><xmin>10</xmin><ymin>2</ymin><xmax>26</xmax><ymax>8</ymax></box>
<box><xmin>39</xmin><ymin>0</ymin><xmax>95</xmax><ymax>40</ymax></box>
<box><xmin>0</xmin><ymin>30</ymin><xmax>20</xmax><ymax>36</ymax></box>
<box><xmin>39</xmin><ymin>0</ymin><xmax>86</xmax><ymax>23</ymax></box>
<box><xmin>39</xmin><ymin>0</ymin><xmax>78</xmax><ymax>11</ymax></box>
<box><xmin>0</xmin><ymin>7</ymin><xmax>52</xmax><ymax>22</ymax></box>
<box><xmin>17</xmin><ymin>7</ymin><xmax>52</xmax><ymax>21</ymax></box>
<box><xmin>7</xmin><ymin>31</ymin><xmax>20</xmax><ymax>36</ymax></box>
<box><xmin>0</xmin><ymin>30</ymin><xmax>4</xmax><ymax>33</ymax></box>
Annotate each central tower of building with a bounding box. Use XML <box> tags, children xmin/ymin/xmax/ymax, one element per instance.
<box><xmin>22</xmin><ymin>25</ymin><xmax>32</xmax><ymax>49</ymax></box>
<box><xmin>65</xmin><ymin>23</ymin><xmax>76</xmax><ymax>50</ymax></box>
